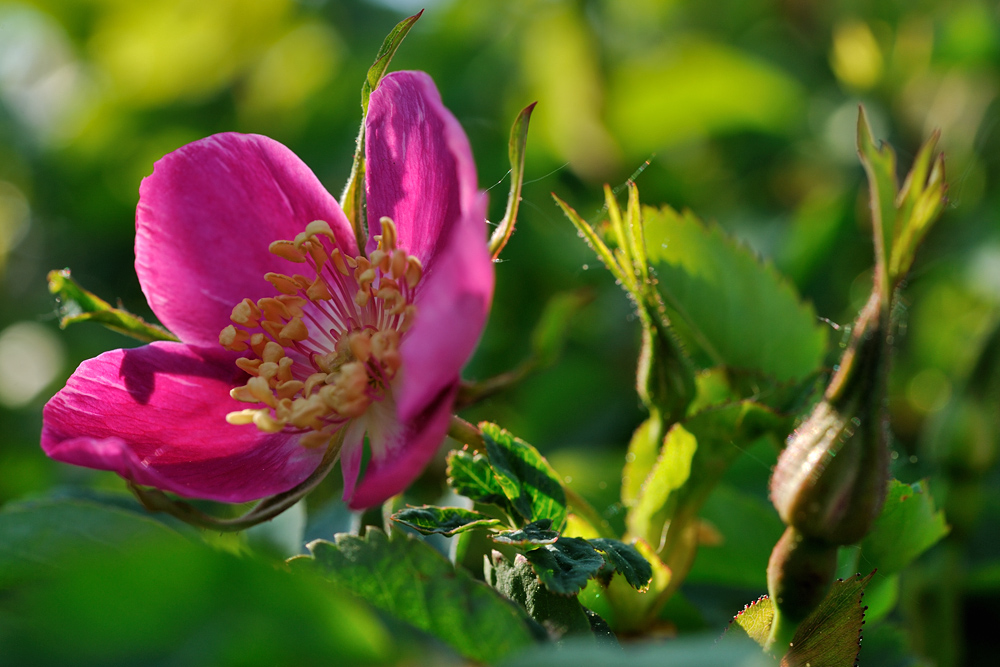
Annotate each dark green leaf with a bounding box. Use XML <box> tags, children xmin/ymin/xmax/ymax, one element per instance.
<box><xmin>47</xmin><ymin>270</ymin><xmax>178</xmax><ymax>343</ymax></box>
<box><xmin>294</xmin><ymin>529</ymin><xmax>534</xmax><ymax>664</ymax></box>
<box><xmin>643</xmin><ymin>206</ymin><xmax>827</xmax><ymax>382</ymax></box>
<box><xmin>391</xmin><ymin>505</ymin><xmax>502</xmax><ymax>536</ymax></box>
<box><xmin>859</xmin><ymin>479</ymin><xmax>949</xmax><ymax>576</ymax></box>
<box><xmin>0</xmin><ymin>498</ymin><xmax>191</xmax><ymax>589</ymax></box>
<box><xmin>487</xmin><ymin>551</ymin><xmax>592</xmax><ymax>639</ymax></box>
<box><xmin>492</xmin><ymin>519</ymin><xmax>559</xmax><ymax>546</ymax></box>
<box><xmin>481</xmin><ymin>422</ymin><xmax>568</xmax><ymax>530</ymax></box>
<box><xmin>446</xmin><ymin>449</ymin><xmax>512</xmax><ymax>510</ymax></box>
<box><xmin>589</xmin><ymin>538</ymin><xmax>653</xmax><ymax>591</ymax></box>
<box><xmin>523</xmin><ymin>537</ymin><xmax>605</xmax><ymax>595</ymax></box>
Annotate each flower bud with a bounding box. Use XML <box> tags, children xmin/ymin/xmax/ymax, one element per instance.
<box><xmin>770</xmin><ymin>293</ymin><xmax>890</xmax><ymax>545</ymax></box>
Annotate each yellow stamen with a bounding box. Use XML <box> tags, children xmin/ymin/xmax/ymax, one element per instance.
<box><xmin>405</xmin><ymin>257</ymin><xmax>423</xmax><ymax>289</ymax></box>
<box><xmin>231</xmin><ymin>298</ymin><xmax>261</xmax><ymax>326</ymax></box>
<box><xmin>280</xmin><ymin>317</ymin><xmax>309</xmax><ymax>342</ymax></box>
<box><xmin>269</xmin><ymin>240</ymin><xmax>306</xmax><ymax>263</ymax></box>
<box><xmin>265</xmin><ymin>272</ymin><xmax>302</xmax><ymax>295</ymax></box>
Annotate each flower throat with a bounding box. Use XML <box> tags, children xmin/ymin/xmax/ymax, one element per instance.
<box><xmin>219</xmin><ymin>218</ymin><xmax>422</xmax><ymax>448</ymax></box>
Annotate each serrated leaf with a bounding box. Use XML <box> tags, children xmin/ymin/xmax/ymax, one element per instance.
<box><xmin>447</xmin><ymin>449</ymin><xmax>511</xmax><ymax>510</ymax></box>
<box><xmin>785</xmin><ymin>572</ymin><xmax>872</xmax><ymax>666</ymax></box>
<box><xmin>492</xmin><ymin>520</ymin><xmax>559</xmax><ymax>546</ymax></box>
<box><xmin>589</xmin><ymin>538</ymin><xmax>653</xmax><ymax>591</ymax></box>
<box><xmin>481</xmin><ymin>422</ymin><xmax>568</xmax><ymax>531</ymax></box>
<box><xmin>727</xmin><ymin>595</ymin><xmax>774</xmax><ymax>646</ymax></box>
<box><xmin>488</xmin><ymin>552</ymin><xmax>592</xmax><ymax>639</ymax></box>
<box><xmin>523</xmin><ymin>537</ymin><xmax>605</xmax><ymax>595</ymax></box>
<box><xmin>643</xmin><ymin>206</ymin><xmax>826</xmax><ymax>382</ymax></box>
<box><xmin>726</xmin><ymin>573</ymin><xmax>873</xmax><ymax>667</ymax></box>
<box><xmin>391</xmin><ymin>506</ymin><xmax>502</xmax><ymax>536</ymax></box>
<box><xmin>859</xmin><ymin>479</ymin><xmax>949</xmax><ymax>576</ymax></box>
<box><xmin>294</xmin><ymin>529</ymin><xmax>533</xmax><ymax>663</ymax></box>
<box><xmin>47</xmin><ymin>270</ymin><xmax>178</xmax><ymax>343</ymax></box>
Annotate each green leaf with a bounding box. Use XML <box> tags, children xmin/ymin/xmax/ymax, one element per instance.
<box><xmin>447</xmin><ymin>449</ymin><xmax>512</xmax><ymax>510</ymax></box>
<box><xmin>492</xmin><ymin>520</ymin><xmax>560</xmax><ymax>546</ymax></box>
<box><xmin>481</xmin><ymin>422</ymin><xmax>568</xmax><ymax>531</ymax></box>
<box><xmin>391</xmin><ymin>506</ymin><xmax>502</xmax><ymax>536</ymax></box>
<box><xmin>859</xmin><ymin>479</ymin><xmax>950</xmax><ymax>576</ymax></box>
<box><xmin>487</xmin><ymin>551</ymin><xmax>592</xmax><ymax>639</ymax></box>
<box><xmin>523</xmin><ymin>537</ymin><xmax>605</xmax><ymax>595</ymax></box>
<box><xmin>294</xmin><ymin>529</ymin><xmax>534</xmax><ymax>664</ymax></box>
<box><xmin>643</xmin><ymin>206</ymin><xmax>827</xmax><ymax>382</ymax></box>
<box><xmin>589</xmin><ymin>538</ymin><xmax>653</xmax><ymax>591</ymax></box>
<box><xmin>490</xmin><ymin>102</ymin><xmax>536</xmax><ymax>259</ymax></box>
<box><xmin>0</xmin><ymin>497</ymin><xmax>191</xmax><ymax>589</ymax></box>
<box><xmin>0</xmin><ymin>502</ymin><xmax>391</xmax><ymax>666</ymax></box>
<box><xmin>47</xmin><ymin>270</ymin><xmax>178</xmax><ymax>343</ymax></box>
<box><xmin>785</xmin><ymin>572</ymin><xmax>873</xmax><ymax>666</ymax></box>
<box><xmin>727</xmin><ymin>573</ymin><xmax>873</xmax><ymax>667</ymax></box>
<box><xmin>686</xmin><ymin>484</ymin><xmax>785</xmax><ymax>589</ymax></box>
<box><xmin>727</xmin><ymin>595</ymin><xmax>774</xmax><ymax>647</ymax></box>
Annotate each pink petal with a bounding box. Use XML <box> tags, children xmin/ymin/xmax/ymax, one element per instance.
<box><xmin>364</xmin><ymin>71</ymin><xmax>480</xmax><ymax>265</ymax></box>
<box><xmin>136</xmin><ymin>133</ymin><xmax>356</xmax><ymax>347</ymax></box>
<box><xmin>41</xmin><ymin>342</ymin><xmax>324</xmax><ymax>503</ymax></box>
<box><xmin>344</xmin><ymin>384</ymin><xmax>458</xmax><ymax>510</ymax></box>
<box><xmin>397</xmin><ymin>192</ymin><xmax>494</xmax><ymax>421</ymax></box>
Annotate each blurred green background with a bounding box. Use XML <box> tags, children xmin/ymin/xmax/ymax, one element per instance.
<box><xmin>1</xmin><ymin>0</ymin><xmax>998</xmax><ymax>664</ymax></box>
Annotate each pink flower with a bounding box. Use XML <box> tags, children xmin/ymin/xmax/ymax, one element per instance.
<box><xmin>41</xmin><ymin>72</ymin><xmax>493</xmax><ymax>509</ymax></box>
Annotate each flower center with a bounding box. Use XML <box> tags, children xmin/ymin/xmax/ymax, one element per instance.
<box><xmin>219</xmin><ymin>217</ymin><xmax>422</xmax><ymax>448</ymax></box>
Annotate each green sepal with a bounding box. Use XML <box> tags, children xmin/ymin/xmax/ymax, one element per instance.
<box><xmin>391</xmin><ymin>505</ymin><xmax>502</xmax><ymax>537</ymax></box>
<box><xmin>341</xmin><ymin>11</ymin><xmax>423</xmax><ymax>252</ymax></box>
<box><xmin>489</xmin><ymin>102</ymin><xmax>536</xmax><ymax>259</ymax></box>
<box><xmin>523</xmin><ymin>537</ymin><xmax>605</xmax><ymax>596</ymax></box>
<box><xmin>480</xmin><ymin>422</ymin><xmax>568</xmax><ymax>531</ymax></box>
<box><xmin>492</xmin><ymin>519</ymin><xmax>559</xmax><ymax>546</ymax></box>
<box><xmin>291</xmin><ymin>529</ymin><xmax>534</xmax><ymax>664</ymax></box>
<box><xmin>47</xmin><ymin>269</ymin><xmax>178</xmax><ymax>343</ymax></box>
